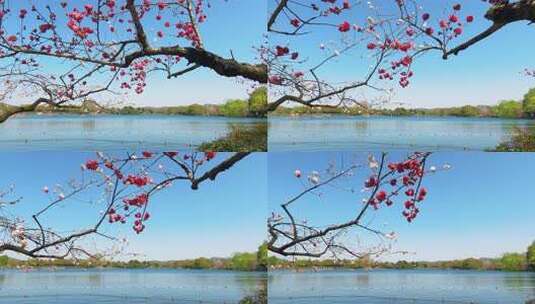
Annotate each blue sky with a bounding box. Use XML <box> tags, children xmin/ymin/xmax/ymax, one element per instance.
<box><xmin>4</xmin><ymin>0</ymin><xmax>266</xmax><ymax>106</ymax></box>
<box><xmin>0</xmin><ymin>151</ymin><xmax>267</xmax><ymax>260</ymax></box>
<box><xmin>1</xmin><ymin>150</ymin><xmax>534</xmax><ymax>262</ymax></box>
<box><xmin>128</xmin><ymin>0</ymin><xmax>266</xmax><ymax>106</ymax></box>
<box><xmin>270</xmin><ymin>0</ymin><xmax>535</xmax><ymax>108</ymax></box>
<box><xmin>4</xmin><ymin>1</ymin><xmax>532</xmax><ymax>107</ymax></box>
<box><xmin>269</xmin><ymin>152</ymin><xmax>535</xmax><ymax>261</ymax></box>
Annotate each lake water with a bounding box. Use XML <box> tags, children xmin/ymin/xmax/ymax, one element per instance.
<box><xmin>269</xmin><ymin>269</ymin><xmax>535</xmax><ymax>304</ymax></box>
<box><xmin>0</xmin><ymin>114</ymin><xmax>264</xmax><ymax>151</ymax></box>
<box><xmin>268</xmin><ymin>116</ymin><xmax>535</xmax><ymax>151</ymax></box>
<box><xmin>0</xmin><ymin>268</ymin><xmax>266</xmax><ymax>304</ymax></box>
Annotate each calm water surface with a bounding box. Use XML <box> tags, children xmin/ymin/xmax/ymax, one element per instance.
<box><xmin>269</xmin><ymin>269</ymin><xmax>535</xmax><ymax>304</ymax></box>
<box><xmin>268</xmin><ymin>116</ymin><xmax>535</xmax><ymax>151</ymax></box>
<box><xmin>0</xmin><ymin>268</ymin><xmax>266</xmax><ymax>304</ymax></box>
<box><xmin>0</xmin><ymin>114</ymin><xmax>264</xmax><ymax>151</ymax></box>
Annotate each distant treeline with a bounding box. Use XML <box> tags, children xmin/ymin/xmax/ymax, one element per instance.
<box><xmin>33</xmin><ymin>87</ymin><xmax>268</xmax><ymax>118</ymax></box>
<box><xmin>270</xmin><ymin>241</ymin><xmax>535</xmax><ymax>272</ymax></box>
<box><xmin>272</xmin><ymin>88</ymin><xmax>535</xmax><ymax>119</ymax></box>
<box><xmin>0</xmin><ymin>244</ymin><xmax>268</xmax><ymax>272</ymax></box>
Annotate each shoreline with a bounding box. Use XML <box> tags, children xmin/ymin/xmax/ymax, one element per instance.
<box><xmin>0</xmin><ymin>266</ymin><xmax>266</xmax><ymax>272</ymax></box>
<box><xmin>2</xmin><ymin>266</ymin><xmax>531</xmax><ymax>273</ymax></box>
<box><xmin>10</xmin><ymin>111</ymin><xmax>533</xmax><ymax>121</ymax></box>
<box><xmin>11</xmin><ymin>111</ymin><xmax>266</xmax><ymax>119</ymax></box>
<box><xmin>269</xmin><ymin>113</ymin><xmax>534</xmax><ymax>120</ymax></box>
<box><xmin>268</xmin><ymin>267</ymin><xmax>534</xmax><ymax>273</ymax></box>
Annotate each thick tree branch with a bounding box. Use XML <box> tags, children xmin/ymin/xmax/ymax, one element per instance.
<box><xmin>191</xmin><ymin>152</ymin><xmax>250</xmax><ymax>189</ymax></box>
<box><xmin>1</xmin><ymin>152</ymin><xmax>249</xmax><ymax>259</ymax></box>
<box><xmin>268</xmin><ymin>0</ymin><xmax>289</xmax><ymax>31</ymax></box>
<box><xmin>0</xmin><ymin>98</ymin><xmax>53</xmax><ymax>123</ymax></box>
<box><xmin>444</xmin><ymin>0</ymin><xmax>535</xmax><ymax>58</ymax></box>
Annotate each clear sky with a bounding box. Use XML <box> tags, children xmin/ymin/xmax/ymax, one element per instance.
<box><xmin>3</xmin><ymin>0</ymin><xmax>266</xmax><ymax>106</ymax></box>
<box><xmin>127</xmin><ymin>0</ymin><xmax>267</xmax><ymax>106</ymax></box>
<box><xmin>396</xmin><ymin>1</ymin><xmax>535</xmax><ymax>107</ymax></box>
<box><xmin>5</xmin><ymin>1</ymin><xmax>532</xmax><ymax>107</ymax></box>
<box><xmin>1</xmin><ymin>151</ymin><xmax>534</xmax><ymax>262</ymax></box>
<box><xmin>268</xmin><ymin>152</ymin><xmax>535</xmax><ymax>261</ymax></box>
<box><xmin>271</xmin><ymin>0</ymin><xmax>535</xmax><ymax>108</ymax></box>
<box><xmin>0</xmin><ymin>151</ymin><xmax>267</xmax><ymax>260</ymax></box>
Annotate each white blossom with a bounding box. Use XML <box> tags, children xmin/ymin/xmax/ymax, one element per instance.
<box><xmin>385</xmin><ymin>232</ymin><xmax>397</xmax><ymax>240</ymax></box>
<box><xmin>308</xmin><ymin>171</ymin><xmax>320</xmax><ymax>185</ymax></box>
<box><xmin>368</xmin><ymin>154</ymin><xmax>379</xmax><ymax>170</ymax></box>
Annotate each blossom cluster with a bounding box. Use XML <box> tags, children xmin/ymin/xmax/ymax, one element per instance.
<box><xmin>39</xmin><ymin>151</ymin><xmax>217</xmax><ymax>235</ymax></box>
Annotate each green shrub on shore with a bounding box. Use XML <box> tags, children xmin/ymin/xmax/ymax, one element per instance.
<box><xmin>493</xmin><ymin>126</ymin><xmax>535</xmax><ymax>152</ymax></box>
<box><xmin>229</xmin><ymin>252</ymin><xmax>259</xmax><ymax>271</ymax></box>
<box><xmin>499</xmin><ymin>253</ymin><xmax>527</xmax><ymax>271</ymax></box>
<box><xmin>0</xmin><ymin>255</ymin><xmax>8</xmax><ymax>267</ymax></box>
<box><xmin>239</xmin><ymin>288</ymin><xmax>267</xmax><ymax>304</ymax></box>
<box><xmin>198</xmin><ymin>123</ymin><xmax>267</xmax><ymax>152</ymax></box>
<box><xmin>239</xmin><ymin>275</ymin><xmax>267</xmax><ymax>304</ymax></box>
<box><xmin>523</xmin><ymin>88</ymin><xmax>535</xmax><ymax>118</ymax></box>
<box><xmin>248</xmin><ymin>87</ymin><xmax>268</xmax><ymax>117</ymax></box>
<box><xmin>493</xmin><ymin>100</ymin><xmax>524</xmax><ymax>118</ymax></box>
<box><xmin>220</xmin><ymin>99</ymin><xmax>248</xmax><ymax>117</ymax></box>
<box><xmin>187</xmin><ymin>257</ymin><xmax>214</xmax><ymax>269</ymax></box>
<box><xmin>528</xmin><ymin>242</ymin><xmax>535</xmax><ymax>271</ymax></box>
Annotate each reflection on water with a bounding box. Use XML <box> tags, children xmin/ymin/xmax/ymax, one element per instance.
<box><xmin>354</xmin><ymin>272</ymin><xmax>370</xmax><ymax>286</ymax></box>
<box><xmin>234</xmin><ymin>271</ymin><xmax>267</xmax><ymax>296</ymax></box>
<box><xmin>354</xmin><ymin>120</ymin><xmax>369</xmax><ymax>131</ymax></box>
<box><xmin>0</xmin><ymin>268</ymin><xmax>266</xmax><ymax>304</ymax></box>
<box><xmin>82</xmin><ymin>119</ymin><xmax>96</xmax><ymax>131</ymax></box>
<box><xmin>0</xmin><ymin>114</ymin><xmax>265</xmax><ymax>151</ymax></box>
<box><xmin>269</xmin><ymin>269</ymin><xmax>535</xmax><ymax>304</ymax></box>
<box><xmin>87</xmin><ymin>272</ymin><xmax>102</xmax><ymax>286</ymax></box>
<box><xmin>268</xmin><ymin>116</ymin><xmax>535</xmax><ymax>151</ymax></box>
